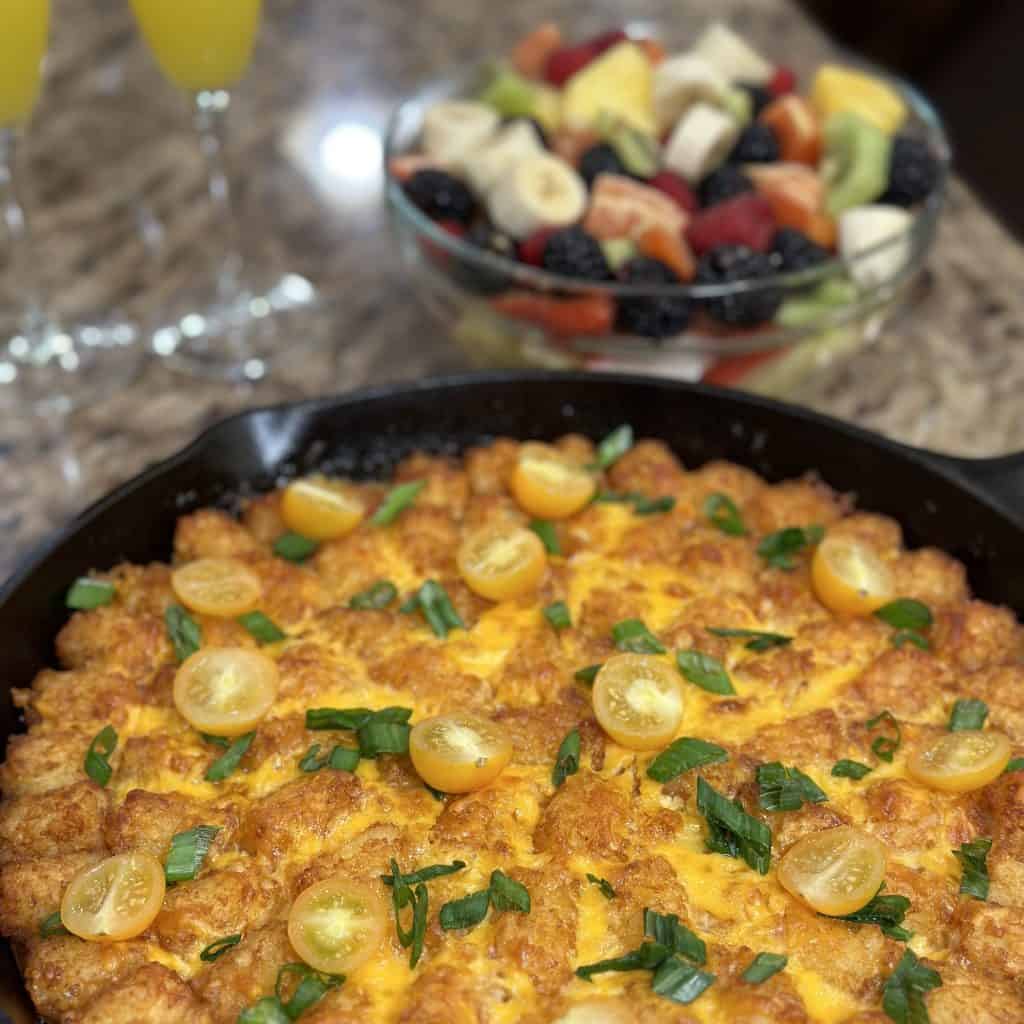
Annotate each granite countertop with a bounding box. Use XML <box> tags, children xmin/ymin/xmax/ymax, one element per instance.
<box><xmin>2</xmin><ymin>0</ymin><xmax>1023</xmax><ymax>575</ymax></box>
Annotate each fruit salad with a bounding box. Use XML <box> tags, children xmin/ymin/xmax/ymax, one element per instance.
<box><xmin>388</xmin><ymin>21</ymin><xmax>945</xmax><ymax>385</ymax></box>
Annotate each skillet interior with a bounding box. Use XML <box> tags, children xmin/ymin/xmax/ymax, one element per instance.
<box><xmin>1</xmin><ymin>369</ymin><xmax>1023</xmax><ymax>1018</ymax></box>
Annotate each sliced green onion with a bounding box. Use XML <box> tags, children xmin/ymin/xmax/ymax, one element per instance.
<box><xmin>706</xmin><ymin>627</ymin><xmax>791</xmax><ymax>652</ymax></box>
<box><xmin>165</xmin><ymin>825</ymin><xmax>220</xmax><ymax>883</ymax></box>
<box><xmin>275</xmin><ymin>962</ymin><xmax>345</xmax><ymax>1018</ymax></box>
<box><xmin>529</xmin><ymin>519</ymin><xmax>561</xmax><ymax>555</ymax></box>
<box><xmin>328</xmin><ymin>746</ymin><xmax>360</xmax><ymax>772</ymax></box>
<box><xmin>756</xmin><ymin>762</ymin><xmax>828</xmax><ymax>812</ymax></box>
<box><xmin>651</xmin><ymin>956</ymin><xmax>715</xmax><ymax>1005</ymax></box>
<box><xmin>299</xmin><ymin>744</ymin><xmax>328</xmax><ymax>772</ymax></box>
<box><xmin>84</xmin><ymin>724</ymin><xmax>117</xmax><ymax>787</ymax></box>
<box><xmin>39</xmin><ymin>911</ymin><xmax>68</xmax><ymax>938</ymax></box>
<box><xmin>205</xmin><ymin>731</ymin><xmax>255</xmax><ymax>782</ymax></box>
<box><xmin>647</xmin><ymin>738</ymin><xmax>728</xmax><ymax>783</ymax></box>
<box><xmin>831</xmin><ymin>759</ymin><xmax>873</xmax><ymax>780</ymax></box>
<box><xmin>949</xmin><ymin>698</ymin><xmax>988</xmax><ymax>732</ymax></box>
<box><xmin>742</xmin><ymin>952</ymin><xmax>787</xmax><ymax>984</ymax></box>
<box><xmin>439</xmin><ymin>889</ymin><xmax>490</xmax><ymax>931</ymax></box>
<box><xmin>676</xmin><ymin>650</ymin><xmax>734</xmax><ymax>695</ymax></box>
<box><xmin>381</xmin><ymin>860</ymin><xmax>466</xmax><ymax>888</ymax></box>
<box><xmin>592</xmin><ymin>424</ymin><xmax>633</xmax><ymax>470</ymax></box>
<box><xmin>552</xmin><ymin>728</ymin><xmax>580</xmax><ymax>788</ymax></box>
<box><xmin>400</xmin><ymin>580</ymin><xmax>464</xmax><ymax>638</ymax></box>
<box><xmin>703</xmin><ymin>493</ymin><xmax>746</xmax><ymax>536</ymax></box>
<box><xmin>757</xmin><ymin>525</ymin><xmax>824</xmax><ymax>570</ymax></box>
<box><xmin>357</xmin><ymin>720</ymin><xmax>411</xmax><ymax>758</ymax></box>
<box><xmin>696</xmin><ymin>776</ymin><xmax>772</xmax><ymax>875</ymax></box>
<box><xmin>165</xmin><ymin>603</ymin><xmax>202</xmax><ymax>662</ymax></box>
<box><xmin>348</xmin><ymin>581</ymin><xmax>397</xmax><ymax>610</ymax></box>
<box><xmin>867</xmin><ymin>710</ymin><xmax>902</xmax><ymax>763</ymax></box>
<box><xmin>612</xmin><ymin>618</ymin><xmax>665</xmax><ymax>654</ymax></box>
<box><xmin>66</xmin><ymin>578</ymin><xmax>116</xmax><ymax>610</ymax></box>
<box><xmin>631</xmin><ymin>494</ymin><xmax>676</xmax><ymax>516</ymax></box>
<box><xmin>273</xmin><ymin>531</ymin><xmax>319</xmax><ymax>563</ymax></box>
<box><xmin>489</xmin><ymin>870</ymin><xmax>530</xmax><ymax>913</ymax></box>
<box><xmin>643</xmin><ymin>908</ymin><xmax>705</xmax><ymax>964</ymax></box>
<box><xmin>237</xmin><ymin>611</ymin><xmax>286</xmax><ymax>645</ymax></box>
<box><xmin>586</xmin><ymin>873</ymin><xmax>615</xmax><ymax>900</ymax></box>
<box><xmin>875</xmin><ymin>599</ymin><xmax>933</xmax><ymax>632</ymax></box>
<box><xmin>201</xmin><ymin>732</ymin><xmax>230</xmax><ymax>749</ymax></box>
<box><xmin>543</xmin><ymin>600</ymin><xmax>571</xmax><ymax>632</ymax></box>
<box><xmin>954</xmin><ymin>837</ymin><xmax>992</xmax><ymax>901</ymax></box>
<box><xmin>576</xmin><ymin>941</ymin><xmax>669</xmax><ymax>980</ymax></box>
<box><xmin>574</xmin><ymin>663</ymin><xmax>602</xmax><ymax>685</ymax></box>
<box><xmin>386</xmin><ymin>858</ymin><xmax>431</xmax><ymax>968</ymax></box>
<box><xmin>200</xmin><ymin>934</ymin><xmax>241</xmax><ymax>962</ymax></box>
<box><xmin>371</xmin><ymin>480</ymin><xmax>425</xmax><ymax>526</ymax></box>
<box><xmin>835</xmin><ymin>883</ymin><xmax>912</xmax><ymax>941</ymax></box>
<box><xmin>306</xmin><ymin>706</ymin><xmax>410</xmax><ymax>731</ymax></box>
<box><xmin>1005</xmin><ymin>758</ymin><xmax>1024</xmax><ymax>774</ymax></box>
<box><xmin>237</xmin><ymin>997</ymin><xmax>290</xmax><ymax>1024</ymax></box>
<box><xmin>881</xmin><ymin>949</ymin><xmax>941</xmax><ymax>1024</ymax></box>
<box><xmin>892</xmin><ymin>630</ymin><xmax>930</xmax><ymax>650</ymax></box>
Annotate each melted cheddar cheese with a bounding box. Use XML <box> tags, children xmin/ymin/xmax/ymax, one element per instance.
<box><xmin>2</xmin><ymin>435</ymin><xmax>1024</xmax><ymax>1024</ymax></box>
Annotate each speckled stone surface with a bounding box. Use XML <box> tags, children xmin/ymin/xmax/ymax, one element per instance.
<box><xmin>1</xmin><ymin>0</ymin><xmax>1023</xmax><ymax>576</ymax></box>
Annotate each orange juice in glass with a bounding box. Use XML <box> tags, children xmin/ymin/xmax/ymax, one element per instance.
<box><xmin>129</xmin><ymin>0</ymin><xmax>263</xmax><ymax>92</ymax></box>
<box><xmin>0</xmin><ymin>0</ymin><xmax>49</xmax><ymax>127</ymax></box>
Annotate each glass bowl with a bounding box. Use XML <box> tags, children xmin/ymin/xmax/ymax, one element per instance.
<box><xmin>383</xmin><ymin>31</ymin><xmax>950</xmax><ymax>397</ymax></box>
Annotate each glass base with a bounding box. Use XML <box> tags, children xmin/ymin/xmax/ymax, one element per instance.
<box><xmin>151</xmin><ymin>271</ymin><xmax>324</xmax><ymax>381</ymax></box>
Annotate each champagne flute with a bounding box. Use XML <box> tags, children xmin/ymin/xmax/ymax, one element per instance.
<box><xmin>130</xmin><ymin>0</ymin><xmax>319</xmax><ymax>381</ymax></box>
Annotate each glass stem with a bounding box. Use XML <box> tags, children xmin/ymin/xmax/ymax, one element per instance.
<box><xmin>191</xmin><ymin>89</ymin><xmax>244</xmax><ymax>298</ymax></box>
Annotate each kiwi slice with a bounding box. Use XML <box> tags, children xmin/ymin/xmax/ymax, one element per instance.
<box><xmin>823</xmin><ymin>112</ymin><xmax>891</xmax><ymax>216</ymax></box>
<box><xmin>596</xmin><ymin>113</ymin><xmax>659</xmax><ymax>178</ymax></box>
<box><xmin>479</xmin><ymin>65</ymin><xmax>539</xmax><ymax>120</ymax></box>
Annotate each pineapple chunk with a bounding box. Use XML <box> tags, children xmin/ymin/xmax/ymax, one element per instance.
<box><xmin>562</xmin><ymin>41</ymin><xmax>656</xmax><ymax>136</ymax></box>
<box><xmin>811</xmin><ymin>65</ymin><xmax>907</xmax><ymax>135</ymax></box>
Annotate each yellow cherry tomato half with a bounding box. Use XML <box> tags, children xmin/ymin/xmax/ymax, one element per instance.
<box><xmin>811</xmin><ymin>535</ymin><xmax>895</xmax><ymax>616</ymax></box>
<box><xmin>288</xmin><ymin>876</ymin><xmax>388</xmax><ymax>975</ymax></box>
<box><xmin>592</xmin><ymin>654</ymin><xmax>684</xmax><ymax>751</ymax></box>
<box><xmin>777</xmin><ymin>825</ymin><xmax>887</xmax><ymax>916</ymax></box>
<box><xmin>511</xmin><ymin>442</ymin><xmax>597</xmax><ymax>519</ymax></box>
<box><xmin>906</xmin><ymin>730</ymin><xmax>1012</xmax><ymax>793</ymax></box>
<box><xmin>281</xmin><ymin>476</ymin><xmax>365</xmax><ymax>541</ymax></box>
<box><xmin>173</xmin><ymin>647</ymin><xmax>279</xmax><ymax>736</ymax></box>
<box><xmin>61</xmin><ymin>852</ymin><xmax>166</xmax><ymax>942</ymax></box>
<box><xmin>409</xmin><ymin>712</ymin><xmax>513</xmax><ymax>793</ymax></box>
<box><xmin>457</xmin><ymin>525</ymin><xmax>546</xmax><ymax>601</ymax></box>
<box><xmin>170</xmin><ymin>558</ymin><xmax>262</xmax><ymax>618</ymax></box>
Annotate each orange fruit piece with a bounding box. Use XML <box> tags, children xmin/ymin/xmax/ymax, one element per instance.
<box><xmin>637</xmin><ymin>225</ymin><xmax>696</xmax><ymax>281</ymax></box>
<box><xmin>760</xmin><ymin>95</ymin><xmax>822</xmax><ymax>165</ymax></box>
<box><xmin>584</xmin><ymin>173</ymin><xmax>689</xmax><ymax>242</ymax></box>
<box><xmin>491</xmin><ymin>292</ymin><xmax>615</xmax><ymax>338</ymax></box>
<box><xmin>511</xmin><ymin>22</ymin><xmax>563</xmax><ymax>79</ymax></box>
<box><xmin>636</xmin><ymin>37</ymin><xmax>667</xmax><ymax>65</ymax></box>
<box><xmin>746</xmin><ymin>163</ymin><xmax>836</xmax><ymax>250</ymax></box>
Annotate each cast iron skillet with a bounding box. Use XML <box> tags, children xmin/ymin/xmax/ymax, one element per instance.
<box><xmin>2</xmin><ymin>370</ymin><xmax>1024</xmax><ymax>1022</ymax></box>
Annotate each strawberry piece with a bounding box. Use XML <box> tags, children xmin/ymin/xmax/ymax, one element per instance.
<box><xmin>769</xmin><ymin>66</ymin><xmax>797</xmax><ymax>97</ymax></box>
<box><xmin>648</xmin><ymin>171</ymin><xmax>699</xmax><ymax>216</ymax></box>
<box><xmin>544</xmin><ymin>29</ymin><xmax>627</xmax><ymax>86</ymax></box>
<box><xmin>637</xmin><ymin>226</ymin><xmax>696</xmax><ymax>282</ymax></box>
<box><xmin>512</xmin><ymin>22</ymin><xmax>563</xmax><ymax>79</ymax></box>
<box><xmin>519</xmin><ymin>227</ymin><xmax>558</xmax><ymax>266</ymax></box>
<box><xmin>703</xmin><ymin>347</ymin><xmax>786</xmax><ymax>386</ymax></box>
<box><xmin>438</xmin><ymin>220</ymin><xmax>467</xmax><ymax>238</ymax></box>
<box><xmin>760</xmin><ymin>95</ymin><xmax>821</xmax><ymax>165</ymax></box>
<box><xmin>491</xmin><ymin>291</ymin><xmax>615</xmax><ymax>337</ymax></box>
<box><xmin>686</xmin><ymin>194</ymin><xmax>776</xmax><ymax>255</ymax></box>
<box><xmin>586</xmin><ymin>29</ymin><xmax>629</xmax><ymax>55</ymax></box>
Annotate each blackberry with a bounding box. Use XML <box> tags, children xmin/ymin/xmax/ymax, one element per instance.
<box><xmin>729</xmin><ymin>123</ymin><xmax>780</xmax><ymax>164</ymax></box>
<box><xmin>504</xmin><ymin>115</ymin><xmax>548</xmax><ymax>148</ymax></box>
<box><xmin>695</xmin><ymin>245</ymin><xmax>782</xmax><ymax>326</ymax></box>
<box><xmin>738</xmin><ymin>81</ymin><xmax>772</xmax><ymax>117</ymax></box>
<box><xmin>456</xmin><ymin>222</ymin><xmax>518</xmax><ymax>294</ymax></box>
<box><xmin>579</xmin><ymin>143</ymin><xmax>628</xmax><ymax>188</ymax></box>
<box><xmin>405</xmin><ymin>169</ymin><xmax>476</xmax><ymax>224</ymax></box>
<box><xmin>881</xmin><ymin>136</ymin><xmax>940</xmax><ymax>207</ymax></box>
<box><xmin>770</xmin><ymin>228</ymin><xmax>830</xmax><ymax>273</ymax></box>
<box><xmin>541</xmin><ymin>227</ymin><xmax>613</xmax><ymax>281</ymax></box>
<box><xmin>615</xmin><ymin>257</ymin><xmax>691</xmax><ymax>339</ymax></box>
<box><xmin>698</xmin><ymin>165</ymin><xmax>754</xmax><ymax>209</ymax></box>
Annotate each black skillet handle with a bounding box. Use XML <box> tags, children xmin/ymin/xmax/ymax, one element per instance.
<box><xmin>925</xmin><ymin>450</ymin><xmax>1024</xmax><ymax>525</ymax></box>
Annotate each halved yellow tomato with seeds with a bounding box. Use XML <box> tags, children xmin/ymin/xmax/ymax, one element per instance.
<box><xmin>906</xmin><ymin>730</ymin><xmax>1011</xmax><ymax>793</ymax></box>
<box><xmin>778</xmin><ymin>825</ymin><xmax>886</xmax><ymax>916</ymax></box>
<box><xmin>288</xmin><ymin>876</ymin><xmax>388</xmax><ymax>974</ymax></box>
<box><xmin>457</xmin><ymin>525</ymin><xmax>546</xmax><ymax>601</ymax></box>
<box><xmin>171</xmin><ymin>558</ymin><xmax>262</xmax><ymax>617</ymax></box>
<box><xmin>592</xmin><ymin>654</ymin><xmax>684</xmax><ymax>751</ymax></box>
<box><xmin>511</xmin><ymin>442</ymin><xmax>596</xmax><ymax>519</ymax></box>
<box><xmin>811</xmin><ymin>535</ymin><xmax>894</xmax><ymax>616</ymax></box>
<box><xmin>61</xmin><ymin>852</ymin><xmax>165</xmax><ymax>942</ymax></box>
<box><xmin>281</xmin><ymin>476</ymin><xmax>364</xmax><ymax>540</ymax></box>
<box><xmin>173</xmin><ymin>647</ymin><xmax>279</xmax><ymax>736</ymax></box>
<box><xmin>409</xmin><ymin>712</ymin><xmax>513</xmax><ymax>793</ymax></box>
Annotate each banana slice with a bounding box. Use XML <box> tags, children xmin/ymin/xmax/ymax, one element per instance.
<box><xmin>653</xmin><ymin>53</ymin><xmax>730</xmax><ymax>132</ymax></box>
<box><xmin>463</xmin><ymin>120</ymin><xmax>545</xmax><ymax>196</ymax></box>
<box><xmin>422</xmin><ymin>101</ymin><xmax>500</xmax><ymax>166</ymax></box>
<box><xmin>693</xmin><ymin>22</ymin><xmax>773</xmax><ymax>84</ymax></box>
<box><xmin>663</xmin><ymin>102</ymin><xmax>740</xmax><ymax>184</ymax></box>
<box><xmin>838</xmin><ymin>205</ymin><xmax>912</xmax><ymax>289</ymax></box>
<box><xmin>488</xmin><ymin>153</ymin><xmax>587</xmax><ymax>239</ymax></box>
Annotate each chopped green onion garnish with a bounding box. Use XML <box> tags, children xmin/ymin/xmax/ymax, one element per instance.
<box><xmin>357</xmin><ymin>719</ymin><xmax>411</xmax><ymax>758</ymax></box>
<box><xmin>237</xmin><ymin>997</ymin><xmax>290</xmax><ymax>1024</ymax></box>
<box><xmin>237</xmin><ymin>611</ymin><xmax>286</xmax><ymax>645</ymax></box>
<box><xmin>489</xmin><ymin>870</ymin><xmax>530</xmax><ymax>913</ymax></box>
<box><xmin>696</xmin><ymin>776</ymin><xmax>772</xmax><ymax>875</ymax></box>
<box><xmin>643</xmin><ymin>908</ymin><xmax>706</xmax><ymax>964</ymax></box>
<box><xmin>592</xmin><ymin>424</ymin><xmax>633</xmax><ymax>470</ymax></box>
<box><xmin>703</xmin><ymin>493</ymin><xmax>746</xmax><ymax>536</ymax></box>
<box><xmin>867</xmin><ymin>710</ymin><xmax>902</xmax><ymax>763</ymax></box>
<box><xmin>165</xmin><ymin>603</ymin><xmax>202</xmax><ymax>662</ymax></box>
<box><xmin>306</xmin><ymin>706</ymin><xmax>410</xmax><ymax>731</ymax></box>
<box><xmin>387</xmin><ymin>859</ymin><xmax>430</xmax><ymax>968</ymax></box>
<box><xmin>612</xmin><ymin>618</ymin><xmax>665</xmax><ymax>654</ymax></box>
<box><xmin>552</xmin><ymin>728</ymin><xmax>580</xmax><ymax>788</ymax></box>
<box><xmin>892</xmin><ymin>630</ymin><xmax>930</xmax><ymax>650</ymax></box>
<box><xmin>881</xmin><ymin>949</ymin><xmax>941</xmax><ymax>1024</ymax></box>
<box><xmin>65</xmin><ymin>578</ymin><xmax>116</xmax><ymax>610</ymax></box>
<box><xmin>543</xmin><ymin>600</ymin><xmax>571</xmax><ymax>632</ymax></box>
<box><xmin>706</xmin><ymin>627</ymin><xmax>791</xmax><ymax>652</ymax></box>
<box><xmin>574</xmin><ymin>663</ymin><xmax>602</xmax><ymax>685</ymax></box>
<box><xmin>348</xmin><ymin>580</ymin><xmax>398</xmax><ymax>610</ymax></box>
<box><xmin>756</xmin><ymin>762</ymin><xmax>828</xmax><ymax>812</ymax></box>
<box><xmin>593</xmin><ymin>490</ymin><xmax>675</xmax><ymax>516</ymax></box>
<box><xmin>529</xmin><ymin>519</ymin><xmax>561</xmax><ymax>555</ymax></box>
<box><xmin>742</xmin><ymin>952</ymin><xmax>787</xmax><ymax>984</ymax></box>
<box><xmin>834</xmin><ymin>883</ymin><xmax>912</xmax><ymax>941</ymax></box>
<box><xmin>1006</xmin><ymin>758</ymin><xmax>1024</xmax><ymax>774</ymax></box>
<box><xmin>757</xmin><ymin>525</ymin><xmax>824</xmax><ymax>570</ymax></box>
<box><xmin>273</xmin><ymin>531</ymin><xmax>319</xmax><ymax>563</ymax></box>
<box><xmin>576</xmin><ymin>940</ymin><xmax>669</xmax><ymax>980</ymax></box>
<box><xmin>205</xmin><ymin>731</ymin><xmax>255</xmax><ymax>782</ymax></box>
<box><xmin>381</xmin><ymin>860</ymin><xmax>466</xmax><ymax>888</ymax></box>
<box><xmin>400</xmin><ymin>580</ymin><xmax>464</xmax><ymax>638</ymax></box>
<box><xmin>439</xmin><ymin>889</ymin><xmax>490</xmax><ymax>931</ymax></box>
<box><xmin>831</xmin><ymin>759</ymin><xmax>873</xmax><ymax>780</ymax></box>
<box><xmin>39</xmin><ymin>911</ymin><xmax>68</xmax><ymax>938</ymax></box>
<box><xmin>371</xmin><ymin>480</ymin><xmax>425</xmax><ymax>526</ymax></box>
<box><xmin>299</xmin><ymin>744</ymin><xmax>327</xmax><ymax>772</ymax></box>
<box><xmin>201</xmin><ymin>732</ymin><xmax>230</xmax><ymax>748</ymax></box>
<box><xmin>84</xmin><ymin>724</ymin><xmax>117</xmax><ymax>787</ymax></box>
<box><xmin>949</xmin><ymin>698</ymin><xmax>988</xmax><ymax>732</ymax></box>
<box><xmin>200</xmin><ymin>934</ymin><xmax>241</xmax><ymax>962</ymax></box>
<box><xmin>647</xmin><ymin>738</ymin><xmax>728</xmax><ymax>783</ymax></box>
<box><xmin>875</xmin><ymin>598</ymin><xmax>933</xmax><ymax>631</ymax></box>
<box><xmin>676</xmin><ymin>650</ymin><xmax>734</xmax><ymax>695</ymax></box>
<box><xmin>329</xmin><ymin>746</ymin><xmax>360</xmax><ymax>772</ymax></box>
<box><xmin>651</xmin><ymin>956</ymin><xmax>715</xmax><ymax>1005</ymax></box>
<box><xmin>586</xmin><ymin>873</ymin><xmax>615</xmax><ymax>900</ymax></box>
<box><xmin>954</xmin><ymin>837</ymin><xmax>992</xmax><ymax>901</ymax></box>
<box><xmin>275</xmin><ymin>962</ymin><xmax>345</xmax><ymax>1019</ymax></box>
<box><xmin>165</xmin><ymin>825</ymin><xmax>220</xmax><ymax>883</ymax></box>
